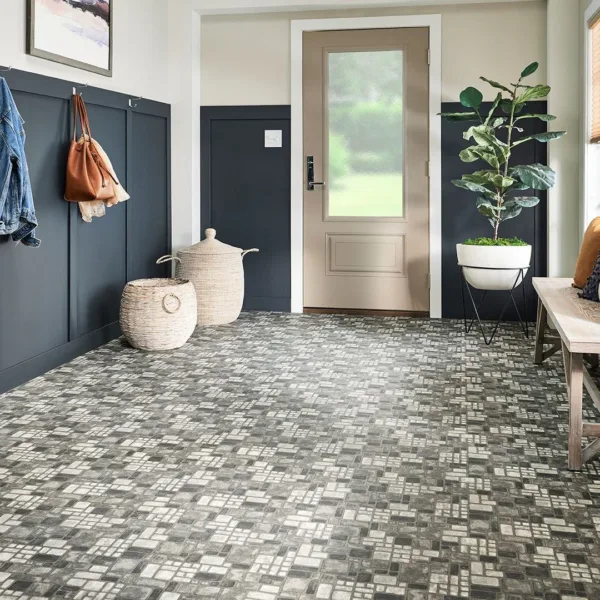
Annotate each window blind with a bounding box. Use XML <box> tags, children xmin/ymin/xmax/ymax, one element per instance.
<box><xmin>591</xmin><ymin>13</ymin><xmax>600</xmax><ymax>144</ymax></box>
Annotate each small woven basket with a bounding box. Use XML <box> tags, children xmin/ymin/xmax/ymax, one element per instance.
<box><xmin>120</xmin><ymin>278</ymin><xmax>197</xmax><ymax>351</ymax></box>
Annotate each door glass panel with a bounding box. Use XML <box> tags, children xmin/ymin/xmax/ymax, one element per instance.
<box><xmin>327</xmin><ymin>50</ymin><xmax>404</xmax><ymax>218</ymax></box>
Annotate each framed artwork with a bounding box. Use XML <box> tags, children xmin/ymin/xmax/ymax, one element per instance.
<box><xmin>27</xmin><ymin>0</ymin><xmax>113</xmax><ymax>77</ymax></box>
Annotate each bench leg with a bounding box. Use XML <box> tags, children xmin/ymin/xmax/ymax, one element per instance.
<box><xmin>562</xmin><ymin>342</ymin><xmax>584</xmax><ymax>470</ymax></box>
<box><xmin>535</xmin><ymin>298</ymin><xmax>547</xmax><ymax>365</ymax></box>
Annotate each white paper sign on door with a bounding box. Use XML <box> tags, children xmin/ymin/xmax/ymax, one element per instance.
<box><xmin>265</xmin><ymin>130</ymin><xmax>282</xmax><ymax>148</ymax></box>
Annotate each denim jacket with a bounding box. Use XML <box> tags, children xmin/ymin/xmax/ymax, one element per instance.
<box><xmin>0</xmin><ymin>77</ymin><xmax>39</xmax><ymax>247</ymax></box>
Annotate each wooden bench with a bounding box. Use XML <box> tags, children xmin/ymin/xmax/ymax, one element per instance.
<box><xmin>533</xmin><ymin>278</ymin><xmax>600</xmax><ymax>470</ymax></box>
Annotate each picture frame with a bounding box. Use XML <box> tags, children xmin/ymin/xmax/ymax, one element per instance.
<box><xmin>27</xmin><ymin>0</ymin><xmax>113</xmax><ymax>77</ymax></box>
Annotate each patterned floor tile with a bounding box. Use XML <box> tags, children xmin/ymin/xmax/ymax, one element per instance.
<box><xmin>1</xmin><ymin>313</ymin><xmax>600</xmax><ymax>599</ymax></box>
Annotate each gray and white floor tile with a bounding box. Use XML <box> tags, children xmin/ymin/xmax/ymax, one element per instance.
<box><xmin>0</xmin><ymin>313</ymin><xmax>600</xmax><ymax>599</ymax></box>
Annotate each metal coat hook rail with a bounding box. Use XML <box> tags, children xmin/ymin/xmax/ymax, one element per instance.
<box><xmin>1</xmin><ymin>67</ymin><xmax>143</xmax><ymax>110</ymax></box>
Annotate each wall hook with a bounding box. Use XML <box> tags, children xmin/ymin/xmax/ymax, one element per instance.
<box><xmin>129</xmin><ymin>96</ymin><xmax>142</xmax><ymax>108</ymax></box>
<box><xmin>0</xmin><ymin>66</ymin><xmax>13</xmax><ymax>72</ymax></box>
<box><xmin>72</xmin><ymin>83</ymin><xmax>89</xmax><ymax>96</ymax></box>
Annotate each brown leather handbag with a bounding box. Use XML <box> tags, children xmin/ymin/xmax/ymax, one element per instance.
<box><xmin>64</xmin><ymin>94</ymin><xmax>117</xmax><ymax>202</ymax></box>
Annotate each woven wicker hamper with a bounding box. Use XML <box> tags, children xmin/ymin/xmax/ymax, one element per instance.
<box><xmin>120</xmin><ymin>278</ymin><xmax>197</xmax><ymax>351</ymax></box>
<box><xmin>157</xmin><ymin>229</ymin><xmax>258</xmax><ymax>326</ymax></box>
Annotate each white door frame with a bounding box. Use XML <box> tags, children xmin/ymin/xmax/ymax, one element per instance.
<box><xmin>290</xmin><ymin>15</ymin><xmax>442</xmax><ymax>316</ymax></box>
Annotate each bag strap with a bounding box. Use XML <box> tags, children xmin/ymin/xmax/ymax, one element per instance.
<box><xmin>72</xmin><ymin>94</ymin><xmax>80</xmax><ymax>142</ymax></box>
<box><xmin>72</xmin><ymin>94</ymin><xmax>92</xmax><ymax>142</ymax></box>
<box><xmin>72</xmin><ymin>95</ymin><xmax>119</xmax><ymax>186</ymax></box>
<box><xmin>78</xmin><ymin>95</ymin><xmax>93</xmax><ymax>140</ymax></box>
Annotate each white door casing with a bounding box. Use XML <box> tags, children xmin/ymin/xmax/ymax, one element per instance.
<box><xmin>303</xmin><ymin>27</ymin><xmax>431</xmax><ymax>312</ymax></box>
<box><xmin>291</xmin><ymin>15</ymin><xmax>442</xmax><ymax>316</ymax></box>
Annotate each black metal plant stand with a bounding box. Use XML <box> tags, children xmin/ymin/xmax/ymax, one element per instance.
<box><xmin>459</xmin><ymin>265</ymin><xmax>530</xmax><ymax>346</ymax></box>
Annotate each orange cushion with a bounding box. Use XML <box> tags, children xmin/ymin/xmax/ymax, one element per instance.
<box><xmin>574</xmin><ymin>217</ymin><xmax>600</xmax><ymax>288</ymax></box>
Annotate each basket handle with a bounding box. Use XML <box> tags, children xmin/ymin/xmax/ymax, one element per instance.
<box><xmin>157</xmin><ymin>255</ymin><xmax>181</xmax><ymax>265</ymax></box>
<box><xmin>242</xmin><ymin>248</ymin><xmax>259</xmax><ymax>259</ymax></box>
<box><xmin>162</xmin><ymin>293</ymin><xmax>182</xmax><ymax>314</ymax></box>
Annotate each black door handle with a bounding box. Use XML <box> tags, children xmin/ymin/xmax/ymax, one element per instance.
<box><xmin>307</xmin><ymin>156</ymin><xmax>326</xmax><ymax>191</ymax></box>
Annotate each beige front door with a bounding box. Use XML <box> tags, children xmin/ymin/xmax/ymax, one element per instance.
<box><xmin>303</xmin><ymin>28</ymin><xmax>430</xmax><ymax>313</ymax></box>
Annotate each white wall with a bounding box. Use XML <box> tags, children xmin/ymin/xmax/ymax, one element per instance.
<box><xmin>0</xmin><ymin>0</ymin><xmax>170</xmax><ymax>103</ymax></box>
<box><xmin>168</xmin><ymin>0</ymin><xmax>202</xmax><ymax>252</ymax></box>
<box><xmin>201</xmin><ymin>1</ymin><xmax>547</xmax><ymax>106</ymax></box>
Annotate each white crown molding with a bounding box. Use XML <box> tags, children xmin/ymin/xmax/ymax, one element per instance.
<box><xmin>193</xmin><ymin>0</ymin><xmax>538</xmax><ymax>16</ymax></box>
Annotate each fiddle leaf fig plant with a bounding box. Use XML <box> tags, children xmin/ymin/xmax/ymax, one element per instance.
<box><xmin>440</xmin><ymin>62</ymin><xmax>565</xmax><ymax>243</ymax></box>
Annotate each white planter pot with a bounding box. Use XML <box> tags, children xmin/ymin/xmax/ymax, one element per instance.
<box><xmin>457</xmin><ymin>243</ymin><xmax>532</xmax><ymax>291</ymax></box>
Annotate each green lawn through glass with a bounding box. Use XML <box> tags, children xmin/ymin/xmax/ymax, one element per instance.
<box><xmin>328</xmin><ymin>50</ymin><xmax>404</xmax><ymax>218</ymax></box>
<box><xmin>328</xmin><ymin>174</ymin><xmax>404</xmax><ymax>218</ymax></box>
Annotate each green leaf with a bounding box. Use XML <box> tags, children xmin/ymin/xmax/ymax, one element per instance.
<box><xmin>479</xmin><ymin>76</ymin><xmax>512</xmax><ymax>93</ymax></box>
<box><xmin>516</xmin><ymin>85</ymin><xmax>551</xmax><ymax>104</ymax></box>
<box><xmin>513</xmin><ymin>131</ymin><xmax>566</xmax><ymax>146</ymax></box>
<box><xmin>460</xmin><ymin>86</ymin><xmax>483</xmax><ymax>109</ymax></box>
<box><xmin>463</xmin><ymin>125</ymin><xmax>494</xmax><ymax>145</ymax></box>
<box><xmin>510</xmin><ymin>164</ymin><xmax>556</xmax><ymax>190</ymax></box>
<box><xmin>500</xmin><ymin>99</ymin><xmax>524</xmax><ymax>115</ymax></box>
<box><xmin>451</xmin><ymin>179</ymin><xmax>492</xmax><ymax>195</ymax></box>
<box><xmin>471</xmin><ymin>128</ymin><xmax>496</xmax><ymax>146</ymax></box>
<box><xmin>459</xmin><ymin>148</ymin><xmax>479</xmax><ymax>163</ymax></box>
<box><xmin>438</xmin><ymin>112</ymin><xmax>480</xmax><ymax>122</ymax></box>
<box><xmin>464</xmin><ymin>171</ymin><xmax>514</xmax><ymax>190</ymax></box>
<box><xmin>463</xmin><ymin>126</ymin><xmax>508</xmax><ymax>167</ymax></box>
<box><xmin>499</xmin><ymin>204</ymin><xmax>523</xmax><ymax>222</ymax></box>
<box><xmin>509</xmin><ymin>178</ymin><xmax>530</xmax><ymax>191</ymax></box>
<box><xmin>478</xmin><ymin>130</ymin><xmax>507</xmax><ymax>151</ymax></box>
<box><xmin>478</xmin><ymin>152</ymin><xmax>502</xmax><ymax>170</ymax></box>
<box><xmin>476</xmin><ymin>197</ymin><xmax>497</xmax><ymax>218</ymax></box>
<box><xmin>459</xmin><ymin>147</ymin><xmax>501</xmax><ymax>169</ymax></box>
<box><xmin>521</xmin><ymin>62</ymin><xmax>539</xmax><ymax>78</ymax></box>
<box><xmin>462</xmin><ymin>171</ymin><xmax>494</xmax><ymax>185</ymax></box>
<box><xmin>515</xmin><ymin>114</ymin><xmax>557</xmax><ymax>122</ymax></box>
<box><xmin>492</xmin><ymin>117</ymin><xmax>506</xmax><ymax>128</ymax></box>
<box><xmin>493</xmin><ymin>175</ymin><xmax>517</xmax><ymax>189</ymax></box>
<box><xmin>484</xmin><ymin>93</ymin><xmax>503</xmax><ymax>127</ymax></box>
<box><xmin>537</xmin><ymin>131</ymin><xmax>566</xmax><ymax>141</ymax></box>
<box><xmin>510</xmin><ymin>196</ymin><xmax>540</xmax><ymax>208</ymax></box>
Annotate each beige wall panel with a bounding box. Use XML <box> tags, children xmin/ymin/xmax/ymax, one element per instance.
<box><xmin>201</xmin><ymin>1</ymin><xmax>547</xmax><ymax>105</ymax></box>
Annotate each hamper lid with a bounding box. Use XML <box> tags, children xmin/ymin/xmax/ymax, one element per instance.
<box><xmin>181</xmin><ymin>229</ymin><xmax>242</xmax><ymax>256</ymax></box>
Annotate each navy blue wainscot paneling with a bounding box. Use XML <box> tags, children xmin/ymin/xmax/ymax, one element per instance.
<box><xmin>0</xmin><ymin>91</ymin><xmax>71</xmax><ymax>373</ymax></box>
<box><xmin>76</xmin><ymin>103</ymin><xmax>128</xmax><ymax>337</ymax></box>
<box><xmin>128</xmin><ymin>112</ymin><xmax>171</xmax><ymax>282</ymax></box>
<box><xmin>201</xmin><ymin>106</ymin><xmax>291</xmax><ymax>312</ymax></box>
<box><xmin>0</xmin><ymin>67</ymin><xmax>171</xmax><ymax>394</ymax></box>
